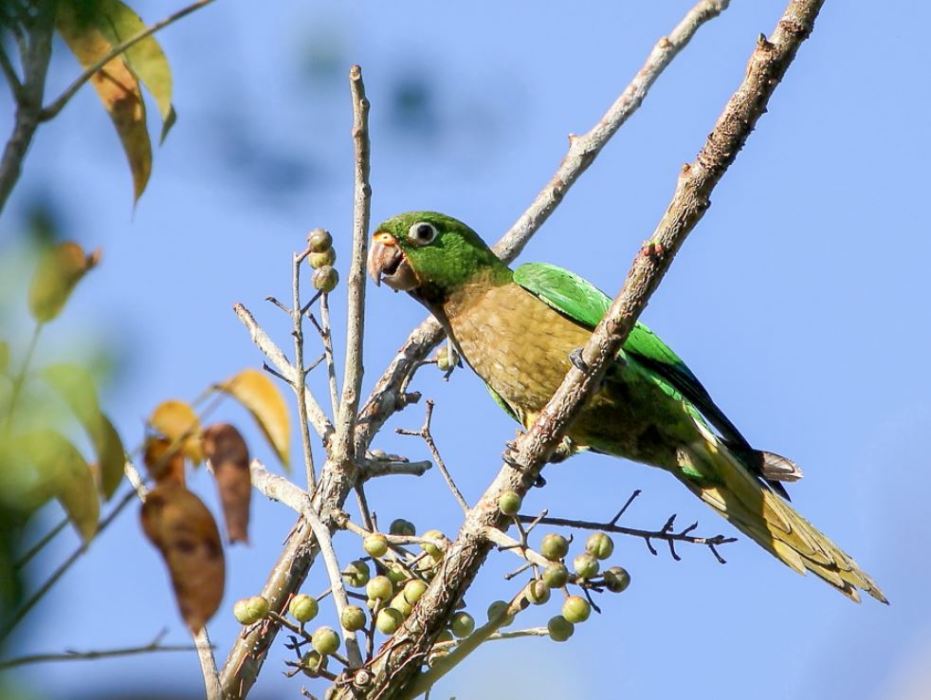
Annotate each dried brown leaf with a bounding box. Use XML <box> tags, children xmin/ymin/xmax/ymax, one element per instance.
<box><xmin>202</xmin><ymin>422</ymin><xmax>251</xmax><ymax>544</ymax></box>
<box><xmin>140</xmin><ymin>482</ymin><xmax>225</xmax><ymax>632</ymax></box>
<box><xmin>143</xmin><ymin>435</ymin><xmax>186</xmax><ymax>487</ymax></box>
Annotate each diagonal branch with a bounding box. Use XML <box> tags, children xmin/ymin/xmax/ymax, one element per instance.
<box><xmin>349</xmin><ymin>0</ymin><xmax>827</xmax><ymax>696</ymax></box>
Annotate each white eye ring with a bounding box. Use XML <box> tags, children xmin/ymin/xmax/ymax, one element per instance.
<box><xmin>408</xmin><ymin>221</ymin><xmax>437</xmax><ymax>245</ymax></box>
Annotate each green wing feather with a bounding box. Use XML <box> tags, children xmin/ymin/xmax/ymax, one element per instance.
<box><xmin>513</xmin><ymin>262</ymin><xmax>750</xmax><ymax>449</ymax></box>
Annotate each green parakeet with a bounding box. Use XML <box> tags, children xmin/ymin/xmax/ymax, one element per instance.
<box><xmin>367</xmin><ymin>211</ymin><xmax>886</xmax><ymax>603</ymax></box>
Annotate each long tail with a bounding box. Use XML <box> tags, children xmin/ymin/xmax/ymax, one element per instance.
<box><xmin>676</xmin><ymin>430</ymin><xmax>887</xmax><ymax>604</ymax></box>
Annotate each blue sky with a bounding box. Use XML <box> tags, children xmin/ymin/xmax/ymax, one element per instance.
<box><xmin>2</xmin><ymin>1</ymin><xmax>930</xmax><ymax>698</ymax></box>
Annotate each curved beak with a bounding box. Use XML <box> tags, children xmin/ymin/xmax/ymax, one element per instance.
<box><xmin>367</xmin><ymin>232</ymin><xmax>418</xmax><ymax>290</ymax></box>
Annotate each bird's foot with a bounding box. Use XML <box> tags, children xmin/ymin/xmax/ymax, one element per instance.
<box><xmin>569</xmin><ymin>347</ymin><xmax>589</xmax><ymax>372</ymax></box>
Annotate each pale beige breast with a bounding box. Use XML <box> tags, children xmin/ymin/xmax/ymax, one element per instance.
<box><xmin>444</xmin><ymin>282</ymin><xmax>592</xmax><ymax>418</ymax></box>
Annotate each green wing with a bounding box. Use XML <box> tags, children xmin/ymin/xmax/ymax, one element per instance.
<box><xmin>513</xmin><ymin>262</ymin><xmax>750</xmax><ymax>449</ymax></box>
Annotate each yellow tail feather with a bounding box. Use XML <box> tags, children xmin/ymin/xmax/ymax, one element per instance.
<box><xmin>677</xmin><ymin>436</ymin><xmax>887</xmax><ymax>604</ymax></box>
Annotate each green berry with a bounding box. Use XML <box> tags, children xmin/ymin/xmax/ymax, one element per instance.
<box><xmin>547</xmin><ymin>615</ymin><xmax>575</xmax><ymax>642</ymax></box>
<box><xmin>603</xmin><ymin>566</ymin><xmax>631</xmax><ymax>593</ymax></box>
<box><xmin>376</xmin><ymin>607</ymin><xmax>403</xmax><ymax>634</ymax></box>
<box><xmin>450</xmin><ymin>611</ymin><xmax>475</xmax><ymax>638</ymax></box>
<box><xmin>363</xmin><ymin>533</ymin><xmax>389</xmax><ymax>558</ymax></box>
<box><xmin>385</xmin><ymin>563</ymin><xmax>408</xmax><ymax>584</ymax></box>
<box><xmin>307</xmin><ymin>228</ymin><xmax>333</xmax><ymax>253</ymax></box>
<box><xmin>301</xmin><ymin>650</ymin><xmax>328</xmax><ymax>677</ymax></box>
<box><xmin>561</xmin><ymin>595</ymin><xmax>591</xmax><ymax>623</ymax></box>
<box><xmin>342</xmin><ymin>559</ymin><xmax>371</xmax><ymax>588</ymax></box>
<box><xmin>526</xmin><ymin>579</ymin><xmax>551</xmax><ymax>605</ymax></box>
<box><xmin>497</xmin><ymin>490</ymin><xmax>522</xmax><ymax>516</ymax></box>
<box><xmin>390</xmin><ymin>592</ymin><xmax>413</xmax><ymax>617</ymax></box>
<box><xmin>309</xmin><ymin>247</ymin><xmax>336</xmax><ymax>268</ymax></box>
<box><xmin>403</xmin><ymin>579</ymin><xmax>428</xmax><ymax>605</ymax></box>
<box><xmin>233</xmin><ymin>597</ymin><xmax>268</xmax><ymax>625</ymax></box>
<box><xmin>542</xmin><ymin>563</ymin><xmax>570</xmax><ymax>589</ymax></box>
<box><xmin>420</xmin><ymin>529</ymin><xmax>445</xmax><ymax>556</ymax></box>
<box><xmin>585</xmin><ymin>532</ymin><xmax>615</xmax><ymax>560</ymax></box>
<box><xmin>312</xmin><ymin>265</ymin><xmax>339</xmax><ymax>293</ymax></box>
<box><xmin>366</xmin><ymin>575</ymin><xmax>394</xmax><ymax>602</ymax></box>
<box><xmin>540</xmin><ymin>533</ymin><xmax>569</xmax><ymax>561</ymax></box>
<box><xmin>573</xmin><ymin>552</ymin><xmax>600</xmax><ymax>579</ymax></box>
<box><xmin>289</xmin><ymin>593</ymin><xmax>319</xmax><ymax>623</ymax></box>
<box><xmin>340</xmin><ymin>605</ymin><xmax>367</xmax><ymax>632</ymax></box>
<box><xmin>311</xmin><ymin>626</ymin><xmax>340</xmax><ymax>655</ymax></box>
<box><xmin>436</xmin><ymin>629</ymin><xmax>454</xmax><ymax>643</ymax></box>
<box><xmin>389</xmin><ymin>518</ymin><xmax>415</xmax><ymax>537</ymax></box>
<box><xmin>486</xmin><ymin>600</ymin><xmax>513</xmax><ymax>627</ymax></box>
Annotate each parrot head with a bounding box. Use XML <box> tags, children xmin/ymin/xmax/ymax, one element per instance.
<box><xmin>367</xmin><ymin>211</ymin><xmax>509</xmax><ymax>300</ymax></box>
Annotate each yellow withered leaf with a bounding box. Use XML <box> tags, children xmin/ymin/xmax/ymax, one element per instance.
<box><xmin>149</xmin><ymin>399</ymin><xmax>204</xmax><ymax>464</ymax></box>
<box><xmin>56</xmin><ymin>3</ymin><xmax>153</xmax><ymax>202</ymax></box>
<box><xmin>217</xmin><ymin>369</ymin><xmax>291</xmax><ymax>470</ymax></box>
<box><xmin>19</xmin><ymin>431</ymin><xmax>99</xmax><ymax>544</ymax></box>
<box><xmin>141</xmin><ymin>482</ymin><xmax>225</xmax><ymax>632</ymax></box>
<box><xmin>88</xmin><ymin>0</ymin><xmax>176</xmax><ymax>142</ymax></box>
<box><xmin>42</xmin><ymin>363</ymin><xmax>126</xmax><ymax>499</ymax></box>
<box><xmin>202</xmin><ymin>423</ymin><xmax>251</xmax><ymax>544</ymax></box>
<box><xmin>28</xmin><ymin>242</ymin><xmax>100</xmax><ymax>323</ymax></box>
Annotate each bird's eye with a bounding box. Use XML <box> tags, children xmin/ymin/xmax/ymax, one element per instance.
<box><xmin>408</xmin><ymin>221</ymin><xmax>437</xmax><ymax>245</ymax></box>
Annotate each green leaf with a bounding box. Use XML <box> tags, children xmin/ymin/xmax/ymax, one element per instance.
<box><xmin>56</xmin><ymin>3</ymin><xmax>153</xmax><ymax>202</ymax></box>
<box><xmin>91</xmin><ymin>0</ymin><xmax>176</xmax><ymax>142</ymax></box>
<box><xmin>18</xmin><ymin>431</ymin><xmax>99</xmax><ymax>543</ymax></box>
<box><xmin>0</xmin><ymin>341</ymin><xmax>9</xmax><ymax>374</ymax></box>
<box><xmin>42</xmin><ymin>363</ymin><xmax>125</xmax><ymax>499</ymax></box>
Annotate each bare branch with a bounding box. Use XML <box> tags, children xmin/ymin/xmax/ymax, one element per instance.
<box><xmin>332</xmin><ymin>65</ymin><xmax>372</xmax><ymax>469</ymax></box>
<box><xmin>0</xmin><ymin>629</ymin><xmax>206</xmax><ymax>671</ymax></box>
<box><xmin>514</xmin><ymin>512</ymin><xmax>735</xmax><ymax>561</ymax></box>
<box><xmin>0</xmin><ymin>42</ymin><xmax>22</xmax><ymax>99</ymax></box>
<box><xmin>348</xmin><ymin>0</ymin><xmax>825</xmax><ymax>695</ymax></box>
<box><xmin>38</xmin><ymin>0</ymin><xmax>217</xmax><ymax>121</ymax></box>
<box><xmin>234</xmin><ymin>302</ymin><xmax>335</xmax><ymax>442</ymax></box>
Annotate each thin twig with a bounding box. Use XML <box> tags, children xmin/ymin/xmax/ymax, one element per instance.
<box><xmin>291</xmin><ymin>246</ymin><xmax>318</xmax><ymax>490</ymax></box>
<box><xmin>0</xmin><ymin>42</ymin><xmax>22</xmax><ymax>99</ymax></box>
<box><xmin>39</xmin><ymin>0</ymin><xmax>216</xmax><ymax>121</ymax></box>
<box><xmin>396</xmin><ymin>401</ymin><xmax>468</xmax><ymax>513</ymax></box>
<box><xmin>358</xmin><ymin>457</ymin><xmax>432</xmax><ymax>479</ymax></box>
<box><xmin>351</xmin><ymin>0</ymin><xmax>824</xmax><ymax>693</ymax></box>
<box><xmin>14</xmin><ymin>515</ymin><xmax>68</xmax><ymax>570</ymax></box>
<box><xmin>332</xmin><ymin>64</ymin><xmax>372</xmax><ymax>471</ymax></box>
<box><xmin>234</xmin><ymin>302</ymin><xmax>334</xmax><ymax>441</ymax></box>
<box><xmin>193</xmin><ymin>627</ymin><xmax>221</xmax><ymax>700</ymax></box>
<box><xmin>314</xmin><ymin>301</ymin><xmax>341</xmax><ymax>417</ymax></box>
<box><xmin>0</xmin><ymin>486</ymin><xmax>137</xmax><ymax>642</ymax></box>
<box><xmin>515</xmin><ymin>513</ymin><xmax>735</xmax><ymax>561</ymax></box>
<box><xmin>0</xmin><ymin>630</ymin><xmax>206</xmax><ymax>670</ymax></box>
